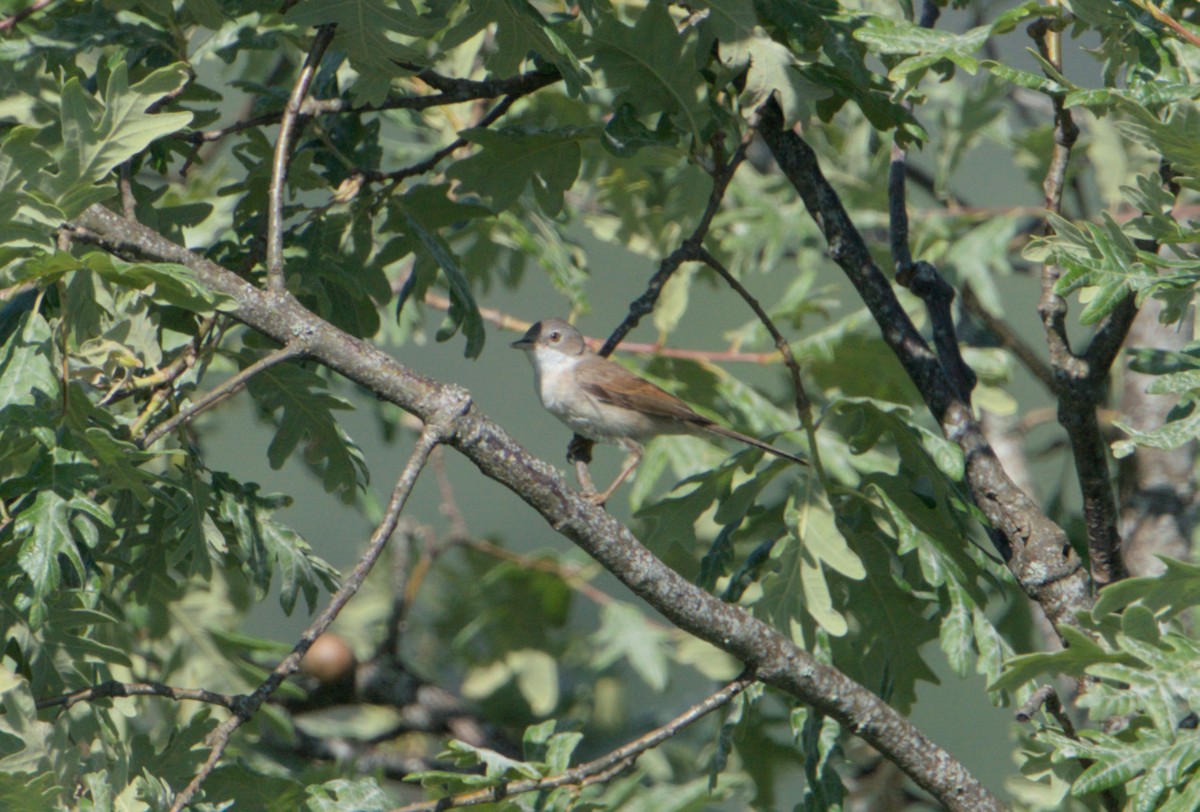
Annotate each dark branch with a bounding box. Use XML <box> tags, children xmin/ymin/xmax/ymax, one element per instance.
<box><xmin>755</xmin><ymin>96</ymin><xmax>1089</xmax><ymax>633</ymax></box>
<box><xmin>1029</xmin><ymin>15</ymin><xmax>1127</xmax><ymax>587</ymax></box>
<box><xmin>37</xmin><ymin>680</ymin><xmax>239</xmax><ymax>711</ymax></box>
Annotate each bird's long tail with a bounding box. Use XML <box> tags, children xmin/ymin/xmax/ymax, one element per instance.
<box><xmin>704</xmin><ymin>423</ymin><xmax>808</xmax><ymax>466</ymax></box>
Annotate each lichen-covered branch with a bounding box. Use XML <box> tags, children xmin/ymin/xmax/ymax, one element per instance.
<box><xmin>76</xmin><ymin>204</ymin><xmax>1003</xmax><ymax>812</ymax></box>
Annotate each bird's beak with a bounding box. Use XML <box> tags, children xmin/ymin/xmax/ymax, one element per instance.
<box><xmin>511</xmin><ymin>324</ymin><xmax>539</xmax><ymax>350</ymax></box>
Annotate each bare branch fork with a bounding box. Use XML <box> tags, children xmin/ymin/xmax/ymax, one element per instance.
<box><xmin>394</xmin><ymin>675</ymin><xmax>756</xmax><ymax>812</ymax></box>
<box><xmin>167</xmin><ymin>415</ymin><xmax>457</xmax><ymax>811</ymax></box>
<box><xmin>75</xmin><ymin>204</ymin><xmax>1002</xmax><ymax>812</ymax></box>
<box><xmin>1029</xmin><ymin>12</ymin><xmax>1131</xmax><ymax>587</ymax></box>
<box><xmin>755</xmin><ymin>97</ymin><xmax>1091</xmax><ymax>632</ymax></box>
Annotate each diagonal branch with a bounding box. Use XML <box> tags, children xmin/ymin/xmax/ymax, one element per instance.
<box><xmin>395</xmin><ymin>675</ymin><xmax>756</xmax><ymax>812</ymax></box>
<box><xmin>266</xmin><ymin>24</ymin><xmax>336</xmax><ymax>294</ymax></box>
<box><xmin>598</xmin><ymin>130</ymin><xmax>753</xmax><ymax>358</ymax></box>
<box><xmin>76</xmin><ymin>203</ymin><xmax>1003</xmax><ymax>812</ymax></box>
<box><xmin>138</xmin><ymin>341</ymin><xmax>304</xmax><ymax>448</ymax></box>
<box><xmin>693</xmin><ymin>246</ymin><xmax>819</xmax><ymax>465</ymax></box>
<box><xmin>167</xmin><ymin>418</ymin><xmax>454</xmax><ymax>811</ymax></box>
<box><xmin>754</xmin><ymin>96</ymin><xmax>1090</xmax><ymax>632</ymax></box>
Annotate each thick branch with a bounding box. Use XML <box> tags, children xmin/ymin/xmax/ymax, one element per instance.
<box><xmin>77</xmin><ymin>204</ymin><xmax>1002</xmax><ymax>812</ymax></box>
<box><xmin>755</xmin><ymin>97</ymin><xmax>1089</xmax><ymax>630</ymax></box>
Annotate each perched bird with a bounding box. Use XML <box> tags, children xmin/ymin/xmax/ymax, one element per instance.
<box><xmin>511</xmin><ymin>318</ymin><xmax>806</xmax><ymax>505</ymax></box>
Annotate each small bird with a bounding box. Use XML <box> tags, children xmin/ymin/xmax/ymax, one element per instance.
<box><xmin>511</xmin><ymin>318</ymin><xmax>806</xmax><ymax>505</ymax></box>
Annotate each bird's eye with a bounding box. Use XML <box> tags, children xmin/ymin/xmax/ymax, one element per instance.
<box><xmin>548</xmin><ymin>331</ymin><xmax>561</xmax><ymax>342</ymax></box>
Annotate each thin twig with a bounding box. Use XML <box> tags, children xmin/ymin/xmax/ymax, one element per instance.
<box><xmin>180</xmin><ymin>68</ymin><xmax>561</xmax><ymax>146</ymax></box>
<box><xmin>266</xmin><ymin>24</ymin><xmax>336</xmax><ymax>294</ymax></box>
<box><xmin>565</xmin><ymin>131</ymin><xmax>753</xmax><ymax>466</ymax></box>
<box><xmin>169</xmin><ymin>420</ymin><xmax>452</xmax><ymax>811</ymax></box>
<box><xmin>0</xmin><ymin>0</ymin><xmax>54</xmax><ymax>32</ymax></box>
<box><xmin>422</xmin><ymin>292</ymin><xmax>783</xmax><ymax>364</ymax></box>
<box><xmin>598</xmin><ymin>130</ymin><xmax>753</xmax><ymax>358</ymax></box>
<box><xmin>139</xmin><ymin>342</ymin><xmax>304</xmax><ymax>448</ymax></box>
<box><xmin>693</xmin><ymin>247</ymin><xmax>819</xmax><ymax>466</ymax></box>
<box><xmin>363</xmin><ymin>94</ymin><xmax>520</xmax><ymax>187</ymax></box>
<box><xmin>37</xmin><ymin>680</ymin><xmax>239</xmax><ymax>711</ymax></box>
<box><xmin>1015</xmin><ymin>684</ymin><xmax>1076</xmax><ymax>737</ymax></box>
<box><xmin>961</xmin><ymin>284</ymin><xmax>1055</xmax><ymax>392</ymax></box>
<box><xmin>394</xmin><ymin>675</ymin><xmax>755</xmax><ymax>812</ymax></box>
<box><xmin>1133</xmin><ymin>0</ymin><xmax>1200</xmax><ymax>47</ymax></box>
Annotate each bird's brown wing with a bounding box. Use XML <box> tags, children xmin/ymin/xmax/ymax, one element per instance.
<box><xmin>579</xmin><ymin>360</ymin><xmax>711</xmax><ymax>425</ymax></box>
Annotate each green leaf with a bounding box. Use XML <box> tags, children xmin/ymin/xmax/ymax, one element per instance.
<box><xmin>51</xmin><ymin>63</ymin><xmax>193</xmax><ymax>214</ymax></box>
<box><xmin>401</xmin><ymin>211</ymin><xmax>486</xmax><ymax>358</ymax></box>
<box><xmin>0</xmin><ymin>310</ymin><xmax>57</xmax><ymax>409</ymax></box>
<box><xmin>592</xmin><ymin>601</ymin><xmax>671</xmax><ymax>691</ymax></box>
<box><xmin>285</xmin><ymin>0</ymin><xmax>434</xmax><ymax>87</ymax></box>
<box><xmin>448</xmin><ymin>127</ymin><xmax>586</xmax><ymax>216</ymax></box>
<box><xmin>1093</xmin><ymin>557</ymin><xmax>1200</xmax><ymax>620</ymax></box>
<box><xmin>589</xmin><ymin>2</ymin><xmax>709</xmax><ymax>140</ymax></box>
<box><xmin>242</xmin><ymin>354</ymin><xmax>369</xmax><ymax>502</ymax></box>
<box><xmin>14</xmin><ymin>491</ymin><xmax>90</xmax><ymax>609</ymax></box>
<box><xmin>696</xmin><ymin>1</ymin><xmax>821</xmax><ymax>124</ymax></box>
<box><xmin>302</xmin><ymin>777</ymin><xmax>392</xmax><ymax>812</ymax></box>
<box><xmin>990</xmin><ymin>625</ymin><xmax>1126</xmax><ymax>692</ymax></box>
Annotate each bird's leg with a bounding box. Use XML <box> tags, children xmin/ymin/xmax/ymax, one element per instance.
<box><xmin>587</xmin><ymin>439</ymin><xmax>643</xmax><ymax>506</ymax></box>
<box><xmin>567</xmin><ymin>435</ymin><xmax>599</xmax><ymax>498</ymax></box>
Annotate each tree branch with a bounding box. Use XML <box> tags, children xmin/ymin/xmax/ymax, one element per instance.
<box><xmin>138</xmin><ymin>341</ymin><xmax>304</xmax><ymax>448</ymax></box>
<box><xmin>36</xmin><ymin>680</ymin><xmax>238</xmax><ymax>711</ymax></box>
<box><xmin>395</xmin><ymin>676</ymin><xmax>755</xmax><ymax>812</ymax></box>
<box><xmin>77</xmin><ymin>203</ymin><xmax>1003</xmax><ymax>812</ymax></box>
<box><xmin>754</xmin><ymin>97</ymin><xmax>1090</xmax><ymax>632</ymax></box>
<box><xmin>179</xmin><ymin>68</ymin><xmax>562</xmax><ymax>146</ymax></box>
<box><xmin>693</xmin><ymin>246</ymin><xmax>818</xmax><ymax>465</ymax></box>
<box><xmin>887</xmin><ymin>1</ymin><xmax>976</xmax><ymax>405</ymax></box>
<box><xmin>266</xmin><ymin>24</ymin><xmax>335</xmax><ymax>294</ymax></box>
<box><xmin>1029</xmin><ymin>12</ymin><xmax>1128</xmax><ymax>587</ymax></box>
<box><xmin>0</xmin><ymin>0</ymin><xmax>54</xmax><ymax>33</ymax></box>
<box><xmin>168</xmin><ymin>418</ymin><xmax>452</xmax><ymax>811</ymax></box>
